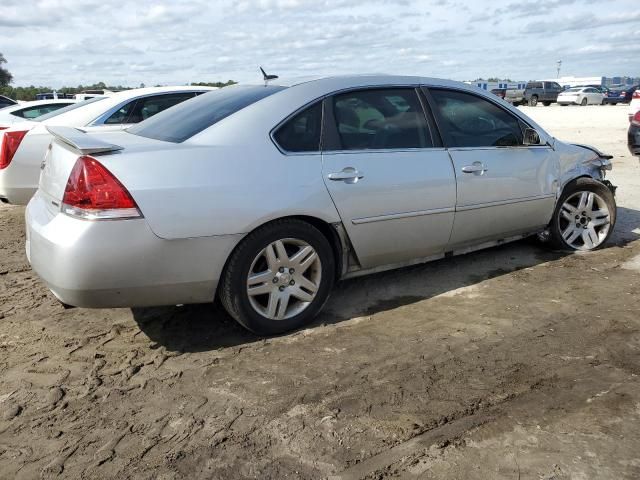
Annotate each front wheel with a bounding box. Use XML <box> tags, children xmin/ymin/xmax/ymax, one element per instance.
<box><xmin>549</xmin><ymin>178</ymin><xmax>616</xmax><ymax>251</ymax></box>
<box><xmin>581</xmin><ymin>97</ymin><xmax>588</xmax><ymax>106</ymax></box>
<box><xmin>219</xmin><ymin>219</ymin><xmax>335</xmax><ymax>335</ymax></box>
<box><xmin>543</xmin><ymin>101</ymin><xmax>551</xmax><ymax>106</ymax></box>
<box><xmin>529</xmin><ymin>96</ymin><xmax>538</xmax><ymax>107</ymax></box>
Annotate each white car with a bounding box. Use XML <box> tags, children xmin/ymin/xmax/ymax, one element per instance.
<box><xmin>557</xmin><ymin>87</ymin><xmax>604</xmax><ymax>106</ymax></box>
<box><xmin>0</xmin><ymin>86</ymin><xmax>217</xmax><ymax>204</ymax></box>
<box><xmin>0</xmin><ymin>99</ymin><xmax>77</xmax><ymax>129</ymax></box>
<box><xmin>629</xmin><ymin>88</ymin><xmax>640</xmax><ymax>121</ymax></box>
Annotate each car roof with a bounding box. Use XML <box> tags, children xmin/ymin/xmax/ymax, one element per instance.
<box><xmin>105</xmin><ymin>85</ymin><xmax>218</xmax><ymax>100</ymax></box>
<box><xmin>246</xmin><ymin>74</ymin><xmax>500</xmax><ymax>99</ymax></box>
<box><xmin>2</xmin><ymin>99</ymin><xmax>77</xmax><ymax>111</ymax></box>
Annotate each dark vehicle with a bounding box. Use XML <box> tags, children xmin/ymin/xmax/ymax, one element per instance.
<box><xmin>629</xmin><ymin>90</ymin><xmax>640</xmax><ymax>156</ymax></box>
<box><xmin>629</xmin><ymin>110</ymin><xmax>640</xmax><ymax>156</ymax></box>
<box><xmin>0</xmin><ymin>95</ymin><xmax>17</xmax><ymax>109</ymax></box>
<box><xmin>524</xmin><ymin>81</ymin><xmax>563</xmax><ymax>106</ymax></box>
<box><xmin>606</xmin><ymin>84</ymin><xmax>640</xmax><ymax>105</ymax></box>
<box><xmin>490</xmin><ymin>88</ymin><xmax>506</xmax><ymax>99</ymax></box>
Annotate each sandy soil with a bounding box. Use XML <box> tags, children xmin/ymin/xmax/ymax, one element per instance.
<box><xmin>1</xmin><ymin>104</ymin><xmax>639</xmax><ymax>479</ymax></box>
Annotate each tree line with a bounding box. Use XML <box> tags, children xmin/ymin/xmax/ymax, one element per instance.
<box><xmin>0</xmin><ymin>52</ymin><xmax>237</xmax><ymax>101</ymax></box>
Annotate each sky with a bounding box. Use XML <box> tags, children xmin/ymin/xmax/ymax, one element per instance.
<box><xmin>1</xmin><ymin>0</ymin><xmax>639</xmax><ymax>88</ymax></box>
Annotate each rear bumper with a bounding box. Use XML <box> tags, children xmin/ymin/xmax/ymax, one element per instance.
<box><xmin>0</xmin><ymin>172</ymin><xmax>37</xmax><ymax>205</ymax></box>
<box><xmin>26</xmin><ymin>192</ymin><xmax>243</xmax><ymax>308</ymax></box>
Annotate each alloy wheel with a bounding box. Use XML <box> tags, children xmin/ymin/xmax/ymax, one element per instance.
<box><xmin>558</xmin><ymin>191</ymin><xmax>611</xmax><ymax>250</ymax></box>
<box><xmin>246</xmin><ymin>238</ymin><xmax>322</xmax><ymax>320</ymax></box>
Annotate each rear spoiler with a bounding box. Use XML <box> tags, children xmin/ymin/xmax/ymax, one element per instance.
<box><xmin>46</xmin><ymin>126</ymin><xmax>123</xmax><ymax>155</ymax></box>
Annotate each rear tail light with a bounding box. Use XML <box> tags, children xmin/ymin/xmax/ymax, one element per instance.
<box><xmin>633</xmin><ymin>90</ymin><xmax>640</xmax><ymax>99</ymax></box>
<box><xmin>632</xmin><ymin>111</ymin><xmax>640</xmax><ymax>127</ymax></box>
<box><xmin>0</xmin><ymin>126</ymin><xmax>8</xmax><ymax>131</ymax></box>
<box><xmin>0</xmin><ymin>130</ymin><xmax>28</xmax><ymax>169</ymax></box>
<box><xmin>62</xmin><ymin>155</ymin><xmax>141</xmax><ymax>220</ymax></box>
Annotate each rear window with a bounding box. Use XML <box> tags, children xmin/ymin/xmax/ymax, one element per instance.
<box><xmin>128</xmin><ymin>85</ymin><xmax>287</xmax><ymax>143</ymax></box>
<box><xmin>11</xmin><ymin>102</ymin><xmax>74</xmax><ymax>119</ymax></box>
<box><xmin>35</xmin><ymin>97</ymin><xmax>107</xmax><ymax>122</ymax></box>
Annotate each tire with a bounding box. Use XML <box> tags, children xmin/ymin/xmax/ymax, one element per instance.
<box><xmin>219</xmin><ymin>218</ymin><xmax>335</xmax><ymax>335</ymax></box>
<box><xmin>549</xmin><ymin>178</ymin><xmax>616</xmax><ymax>251</ymax></box>
<box><xmin>601</xmin><ymin>99</ymin><xmax>606</xmax><ymax>105</ymax></box>
<box><xmin>529</xmin><ymin>95</ymin><xmax>538</xmax><ymax>107</ymax></box>
<box><xmin>581</xmin><ymin>97</ymin><xmax>588</xmax><ymax>106</ymax></box>
<box><xmin>543</xmin><ymin>101</ymin><xmax>551</xmax><ymax>106</ymax></box>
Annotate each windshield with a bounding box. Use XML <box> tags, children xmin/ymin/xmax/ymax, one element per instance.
<box><xmin>35</xmin><ymin>96</ymin><xmax>107</xmax><ymax>121</ymax></box>
<box><xmin>565</xmin><ymin>88</ymin><xmax>582</xmax><ymax>92</ymax></box>
<box><xmin>128</xmin><ymin>85</ymin><xmax>286</xmax><ymax>143</ymax></box>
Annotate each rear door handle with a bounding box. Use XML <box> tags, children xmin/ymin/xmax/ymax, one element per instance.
<box><xmin>461</xmin><ymin>162</ymin><xmax>488</xmax><ymax>175</ymax></box>
<box><xmin>327</xmin><ymin>167</ymin><xmax>364</xmax><ymax>184</ymax></box>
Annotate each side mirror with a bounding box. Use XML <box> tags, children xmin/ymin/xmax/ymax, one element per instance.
<box><xmin>523</xmin><ymin>128</ymin><xmax>541</xmax><ymax>146</ymax></box>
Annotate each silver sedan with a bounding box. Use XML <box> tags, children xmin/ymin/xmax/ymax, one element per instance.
<box><xmin>26</xmin><ymin>75</ymin><xmax>617</xmax><ymax>335</ymax></box>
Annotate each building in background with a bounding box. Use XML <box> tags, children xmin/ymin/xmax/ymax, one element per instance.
<box><xmin>471</xmin><ymin>80</ymin><xmax>527</xmax><ymax>91</ymax></box>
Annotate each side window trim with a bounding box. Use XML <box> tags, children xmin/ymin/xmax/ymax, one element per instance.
<box><xmin>322</xmin><ymin>86</ymin><xmax>435</xmax><ymax>153</ymax></box>
<box><xmin>416</xmin><ymin>87</ymin><xmax>443</xmax><ymax>148</ymax></box>
<box><xmin>422</xmin><ymin>86</ymin><xmax>543</xmax><ymax>149</ymax></box>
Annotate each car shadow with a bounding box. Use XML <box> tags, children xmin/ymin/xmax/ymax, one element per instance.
<box><xmin>132</xmin><ymin>206</ymin><xmax>640</xmax><ymax>353</ymax></box>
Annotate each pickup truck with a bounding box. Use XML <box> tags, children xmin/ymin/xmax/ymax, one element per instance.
<box><xmin>504</xmin><ymin>81</ymin><xmax>563</xmax><ymax>106</ymax></box>
<box><xmin>504</xmin><ymin>89</ymin><xmax>525</xmax><ymax>105</ymax></box>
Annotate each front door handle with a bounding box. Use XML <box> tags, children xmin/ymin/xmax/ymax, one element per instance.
<box><xmin>461</xmin><ymin>162</ymin><xmax>488</xmax><ymax>175</ymax></box>
<box><xmin>327</xmin><ymin>167</ymin><xmax>364</xmax><ymax>184</ymax></box>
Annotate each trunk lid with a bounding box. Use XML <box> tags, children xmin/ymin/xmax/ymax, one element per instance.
<box><xmin>38</xmin><ymin>128</ymin><xmax>180</xmax><ymax>221</ymax></box>
<box><xmin>39</xmin><ymin>127</ymin><xmax>125</xmax><ymax>204</ymax></box>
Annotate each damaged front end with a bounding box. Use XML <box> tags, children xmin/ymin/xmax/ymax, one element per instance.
<box><xmin>559</xmin><ymin>142</ymin><xmax>618</xmax><ymax>195</ymax></box>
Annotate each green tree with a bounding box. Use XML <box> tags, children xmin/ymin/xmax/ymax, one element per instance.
<box><xmin>191</xmin><ymin>80</ymin><xmax>237</xmax><ymax>88</ymax></box>
<box><xmin>0</xmin><ymin>53</ymin><xmax>13</xmax><ymax>87</ymax></box>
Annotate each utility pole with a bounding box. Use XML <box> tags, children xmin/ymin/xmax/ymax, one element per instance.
<box><xmin>556</xmin><ymin>60</ymin><xmax>562</xmax><ymax>79</ymax></box>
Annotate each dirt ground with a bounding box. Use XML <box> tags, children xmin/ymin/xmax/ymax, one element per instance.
<box><xmin>1</xmin><ymin>104</ymin><xmax>639</xmax><ymax>479</ymax></box>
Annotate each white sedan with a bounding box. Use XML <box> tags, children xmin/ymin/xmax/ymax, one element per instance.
<box><xmin>0</xmin><ymin>86</ymin><xmax>216</xmax><ymax>204</ymax></box>
<box><xmin>0</xmin><ymin>99</ymin><xmax>77</xmax><ymax>129</ymax></box>
<box><xmin>557</xmin><ymin>87</ymin><xmax>604</xmax><ymax>106</ymax></box>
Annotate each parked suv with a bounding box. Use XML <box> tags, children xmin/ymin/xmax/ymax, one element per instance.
<box><xmin>524</xmin><ymin>81</ymin><xmax>563</xmax><ymax>106</ymax></box>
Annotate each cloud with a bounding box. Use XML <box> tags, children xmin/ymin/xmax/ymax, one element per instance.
<box><xmin>0</xmin><ymin>0</ymin><xmax>638</xmax><ymax>88</ymax></box>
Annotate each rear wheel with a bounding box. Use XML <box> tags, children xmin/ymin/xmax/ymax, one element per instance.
<box><xmin>549</xmin><ymin>178</ymin><xmax>616</xmax><ymax>251</ymax></box>
<box><xmin>543</xmin><ymin>101</ymin><xmax>551</xmax><ymax>106</ymax></box>
<box><xmin>529</xmin><ymin>95</ymin><xmax>538</xmax><ymax>107</ymax></box>
<box><xmin>581</xmin><ymin>97</ymin><xmax>588</xmax><ymax>106</ymax></box>
<box><xmin>219</xmin><ymin>219</ymin><xmax>335</xmax><ymax>335</ymax></box>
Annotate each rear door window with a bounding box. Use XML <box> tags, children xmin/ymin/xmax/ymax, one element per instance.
<box><xmin>273</xmin><ymin>102</ymin><xmax>322</xmax><ymax>152</ymax></box>
<box><xmin>330</xmin><ymin>88</ymin><xmax>432</xmax><ymax>150</ymax></box>
<box><xmin>126</xmin><ymin>93</ymin><xmax>196</xmax><ymax>123</ymax></box>
<box><xmin>429</xmin><ymin>89</ymin><xmax>524</xmax><ymax>148</ymax></box>
<box><xmin>104</xmin><ymin>100</ymin><xmax>137</xmax><ymax>124</ymax></box>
